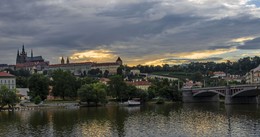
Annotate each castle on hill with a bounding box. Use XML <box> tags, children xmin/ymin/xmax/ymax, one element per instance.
<box><xmin>16</xmin><ymin>45</ymin><xmax>45</xmax><ymax>64</ymax></box>
<box><xmin>15</xmin><ymin>45</ymin><xmax>49</xmax><ymax>74</ymax></box>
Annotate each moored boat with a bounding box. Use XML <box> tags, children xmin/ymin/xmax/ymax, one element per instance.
<box><xmin>127</xmin><ymin>100</ymin><xmax>141</xmax><ymax>106</ymax></box>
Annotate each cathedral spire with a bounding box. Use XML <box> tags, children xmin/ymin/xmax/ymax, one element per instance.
<box><xmin>22</xmin><ymin>44</ymin><xmax>25</xmax><ymax>53</ymax></box>
<box><xmin>66</xmin><ymin>57</ymin><xmax>70</xmax><ymax>64</ymax></box>
<box><xmin>31</xmin><ymin>49</ymin><xmax>33</xmax><ymax>58</ymax></box>
<box><xmin>61</xmin><ymin>56</ymin><xmax>65</xmax><ymax>64</ymax></box>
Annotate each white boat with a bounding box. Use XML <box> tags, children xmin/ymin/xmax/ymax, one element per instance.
<box><xmin>127</xmin><ymin>100</ymin><xmax>141</xmax><ymax>106</ymax></box>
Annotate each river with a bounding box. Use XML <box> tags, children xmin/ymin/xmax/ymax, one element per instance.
<box><xmin>1</xmin><ymin>103</ymin><xmax>260</xmax><ymax>137</ymax></box>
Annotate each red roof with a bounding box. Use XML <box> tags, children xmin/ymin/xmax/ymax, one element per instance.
<box><xmin>92</xmin><ymin>62</ymin><xmax>119</xmax><ymax>67</ymax></box>
<box><xmin>126</xmin><ymin>81</ymin><xmax>151</xmax><ymax>86</ymax></box>
<box><xmin>0</xmin><ymin>72</ymin><xmax>15</xmax><ymax>77</ymax></box>
<box><xmin>50</xmin><ymin>62</ymin><xmax>93</xmax><ymax>67</ymax></box>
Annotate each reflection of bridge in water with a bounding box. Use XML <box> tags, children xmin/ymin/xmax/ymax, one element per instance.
<box><xmin>182</xmin><ymin>85</ymin><xmax>260</xmax><ymax>104</ymax></box>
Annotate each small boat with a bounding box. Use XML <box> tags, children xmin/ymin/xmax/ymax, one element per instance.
<box><xmin>127</xmin><ymin>100</ymin><xmax>141</xmax><ymax>106</ymax></box>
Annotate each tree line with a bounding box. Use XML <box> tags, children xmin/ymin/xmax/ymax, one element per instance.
<box><xmin>127</xmin><ymin>56</ymin><xmax>260</xmax><ymax>75</ymax></box>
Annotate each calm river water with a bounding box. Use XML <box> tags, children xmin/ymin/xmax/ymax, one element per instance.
<box><xmin>1</xmin><ymin>103</ymin><xmax>260</xmax><ymax>137</ymax></box>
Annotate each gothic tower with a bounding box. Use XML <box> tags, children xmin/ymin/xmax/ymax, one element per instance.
<box><xmin>116</xmin><ymin>57</ymin><xmax>123</xmax><ymax>65</ymax></box>
<box><xmin>66</xmin><ymin>57</ymin><xmax>70</xmax><ymax>64</ymax></box>
<box><xmin>61</xmin><ymin>56</ymin><xmax>65</xmax><ymax>64</ymax></box>
<box><xmin>16</xmin><ymin>49</ymin><xmax>20</xmax><ymax>64</ymax></box>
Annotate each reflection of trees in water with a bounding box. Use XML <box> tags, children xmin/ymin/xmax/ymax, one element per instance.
<box><xmin>0</xmin><ymin>111</ymin><xmax>21</xmax><ymax>136</ymax></box>
<box><xmin>141</xmin><ymin>103</ymin><xmax>183</xmax><ymax>116</ymax></box>
<box><xmin>52</xmin><ymin>109</ymin><xmax>81</xmax><ymax>136</ymax></box>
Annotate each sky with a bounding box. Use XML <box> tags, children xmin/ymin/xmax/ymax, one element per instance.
<box><xmin>0</xmin><ymin>0</ymin><xmax>260</xmax><ymax>66</ymax></box>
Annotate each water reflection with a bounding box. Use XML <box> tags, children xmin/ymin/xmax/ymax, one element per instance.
<box><xmin>0</xmin><ymin>103</ymin><xmax>260</xmax><ymax>137</ymax></box>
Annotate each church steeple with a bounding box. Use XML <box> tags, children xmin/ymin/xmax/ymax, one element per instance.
<box><xmin>61</xmin><ymin>56</ymin><xmax>65</xmax><ymax>64</ymax></box>
<box><xmin>16</xmin><ymin>49</ymin><xmax>20</xmax><ymax>64</ymax></box>
<box><xmin>22</xmin><ymin>44</ymin><xmax>25</xmax><ymax>54</ymax></box>
<box><xmin>116</xmin><ymin>57</ymin><xmax>123</xmax><ymax>65</ymax></box>
<box><xmin>66</xmin><ymin>57</ymin><xmax>70</xmax><ymax>64</ymax></box>
<box><xmin>31</xmin><ymin>49</ymin><xmax>33</xmax><ymax>58</ymax></box>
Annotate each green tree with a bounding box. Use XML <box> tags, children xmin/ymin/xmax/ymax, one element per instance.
<box><xmin>28</xmin><ymin>74</ymin><xmax>49</xmax><ymax>101</ymax></box>
<box><xmin>0</xmin><ymin>86</ymin><xmax>20</xmax><ymax>110</ymax></box>
<box><xmin>77</xmin><ymin>83</ymin><xmax>107</xmax><ymax>106</ymax></box>
<box><xmin>16</xmin><ymin>76</ymin><xmax>28</xmax><ymax>88</ymax></box>
<box><xmin>104</xmin><ymin>70</ymin><xmax>109</xmax><ymax>78</ymax></box>
<box><xmin>117</xmin><ymin>66</ymin><xmax>124</xmax><ymax>75</ymax></box>
<box><xmin>51</xmin><ymin>69</ymin><xmax>77</xmax><ymax>100</ymax></box>
<box><xmin>34</xmin><ymin>95</ymin><xmax>41</xmax><ymax>104</ymax></box>
<box><xmin>108</xmin><ymin>75</ymin><xmax>127</xmax><ymax>102</ymax></box>
<box><xmin>191</xmin><ymin>72</ymin><xmax>203</xmax><ymax>82</ymax></box>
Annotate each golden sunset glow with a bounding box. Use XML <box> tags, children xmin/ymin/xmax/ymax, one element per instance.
<box><xmin>173</xmin><ymin>48</ymin><xmax>237</xmax><ymax>59</ymax></box>
<box><xmin>231</xmin><ymin>36</ymin><xmax>256</xmax><ymax>43</ymax></box>
<box><xmin>141</xmin><ymin>48</ymin><xmax>236</xmax><ymax>66</ymax></box>
<box><xmin>70</xmin><ymin>49</ymin><xmax>117</xmax><ymax>62</ymax></box>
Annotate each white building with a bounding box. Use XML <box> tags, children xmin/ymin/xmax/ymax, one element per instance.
<box><xmin>148</xmin><ymin>74</ymin><xmax>178</xmax><ymax>81</ymax></box>
<box><xmin>16</xmin><ymin>88</ymin><xmax>30</xmax><ymax>101</ymax></box>
<box><xmin>130</xmin><ymin>69</ymin><xmax>140</xmax><ymax>76</ymax></box>
<box><xmin>126</xmin><ymin>81</ymin><xmax>151</xmax><ymax>91</ymax></box>
<box><xmin>0</xmin><ymin>72</ymin><xmax>16</xmax><ymax>89</ymax></box>
<box><xmin>49</xmin><ymin>62</ymin><xmax>93</xmax><ymax>76</ymax></box>
<box><xmin>213</xmin><ymin>71</ymin><xmax>226</xmax><ymax>78</ymax></box>
<box><xmin>245</xmin><ymin>65</ymin><xmax>260</xmax><ymax>84</ymax></box>
<box><xmin>91</xmin><ymin>62</ymin><xmax>120</xmax><ymax>75</ymax></box>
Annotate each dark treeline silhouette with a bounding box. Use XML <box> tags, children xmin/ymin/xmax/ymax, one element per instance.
<box><xmin>128</xmin><ymin>56</ymin><xmax>260</xmax><ymax>75</ymax></box>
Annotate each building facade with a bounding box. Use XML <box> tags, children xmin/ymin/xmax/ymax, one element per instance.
<box><xmin>245</xmin><ymin>65</ymin><xmax>260</xmax><ymax>84</ymax></box>
<box><xmin>126</xmin><ymin>81</ymin><xmax>151</xmax><ymax>91</ymax></box>
<box><xmin>0</xmin><ymin>72</ymin><xmax>16</xmax><ymax>90</ymax></box>
<box><xmin>49</xmin><ymin>57</ymin><xmax>122</xmax><ymax>76</ymax></box>
<box><xmin>49</xmin><ymin>61</ymin><xmax>93</xmax><ymax>76</ymax></box>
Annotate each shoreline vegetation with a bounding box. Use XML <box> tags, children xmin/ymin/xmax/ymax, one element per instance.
<box><xmin>0</xmin><ymin>100</ymin><xmax>181</xmax><ymax>111</ymax></box>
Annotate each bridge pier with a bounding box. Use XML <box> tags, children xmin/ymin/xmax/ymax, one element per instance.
<box><xmin>182</xmin><ymin>89</ymin><xmax>219</xmax><ymax>103</ymax></box>
<box><xmin>225</xmin><ymin>86</ymin><xmax>258</xmax><ymax>104</ymax></box>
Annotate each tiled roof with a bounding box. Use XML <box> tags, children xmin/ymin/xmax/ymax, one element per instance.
<box><xmin>126</xmin><ymin>81</ymin><xmax>151</xmax><ymax>86</ymax></box>
<box><xmin>92</xmin><ymin>62</ymin><xmax>119</xmax><ymax>67</ymax></box>
<box><xmin>16</xmin><ymin>62</ymin><xmax>49</xmax><ymax>68</ymax></box>
<box><xmin>253</xmin><ymin>65</ymin><xmax>260</xmax><ymax>72</ymax></box>
<box><xmin>0</xmin><ymin>72</ymin><xmax>15</xmax><ymax>77</ymax></box>
<box><xmin>49</xmin><ymin>62</ymin><xmax>93</xmax><ymax>67</ymax></box>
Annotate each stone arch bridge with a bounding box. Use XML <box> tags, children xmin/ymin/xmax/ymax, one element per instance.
<box><xmin>182</xmin><ymin>85</ymin><xmax>260</xmax><ymax>104</ymax></box>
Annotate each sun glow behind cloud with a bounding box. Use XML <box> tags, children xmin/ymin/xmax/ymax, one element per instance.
<box><xmin>70</xmin><ymin>49</ymin><xmax>117</xmax><ymax>62</ymax></box>
<box><xmin>143</xmin><ymin>48</ymin><xmax>237</xmax><ymax>66</ymax></box>
<box><xmin>231</xmin><ymin>36</ymin><xmax>256</xmax><ymax>43</ymax></box>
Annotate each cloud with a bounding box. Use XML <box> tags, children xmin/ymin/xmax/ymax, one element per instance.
<box><xmin>237</xmin><ymin>37</ymin><xmax>260</xmax><ymax>49</ymax></box>
<box><xmin>70</xmin><ymin>49</ymin><xmax>117</xmax><ymax>62</ymax></box>
<box><xmin>0</xmin><ymin>0</ymin><xmax>260</xmax><ymax>65</ymax></box>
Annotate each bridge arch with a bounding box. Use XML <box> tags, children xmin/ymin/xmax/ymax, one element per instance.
<box><xmin>232</xmin><ymin>88</ymin><xmax>260</xmax><ymax>97</ymax></box>
<box><xmin>193</xmin><ymin>90</ymin><xmax>225</xmax><ymax>97</ymax></box>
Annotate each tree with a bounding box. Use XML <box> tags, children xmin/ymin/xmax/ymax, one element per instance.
<box><xmin>16</xmin><ymin>76</ymin><xmax>28</xmax><ymax>88</ymax></box>
<box><xmin>88</xmin><ymin>68</ymin><xmax>102</xmax><ymax>76</ymax></box>
<box><xmin>0</xmin><ymin>86</ymin><xmax>20</xmax><ymax>110</ymax></box>
<box><xmin>28</xmin><ymin>74</ymin><xmax>49</xmax><ymax>101</ymax></box>
<box><xmin>108</xmin><ymin>75</ymin><xmax>127</xmax><ymax>101</ymax></box>
<box><xmin>77</xmin><ymin>83</ymin><xmax>107</xmax><ymax>106</ymax></box>
<box><xmin>34</xmin><ymin>95</ymin><xmax>41</xmax><ymax>104</ymax></box>
<box><xmin>104</xmin><ymin>70</ymin><xmax>109</xmax><ymax>78</ymax></box>
<box><xmin>117</xmin><ymin>66</ymin><xmax>124</xmax><ymax>75</ymax></box>
<box><xmin>191</xmin><ymin>72</ymin><xmax>203</xmax><ymax>82</ymax></box>
<box><xmin>51</xmin><ymin>69</ymin><xmax>77</xmax><ymax>100</ymax></box>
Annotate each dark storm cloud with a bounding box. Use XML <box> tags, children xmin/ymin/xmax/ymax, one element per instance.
<box><xmin>0</xmin><ymin>0</ymin><xmax>260</xmax><ymax>64</ymax></box>
<box><xmin>237</xmin><ymin>37</ymin><xmax>260</xmax><ymax>49</ymax></box>
<box><xmin>164</xmin><ymin>57</ymin><xmax>223</xmax><ymax>62</ymax></box>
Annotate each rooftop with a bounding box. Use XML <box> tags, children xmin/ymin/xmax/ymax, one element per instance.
<box><xmin>0</xmin><ymin>72</ymin><xmax>15</xmax><ymax>77</ymax></box>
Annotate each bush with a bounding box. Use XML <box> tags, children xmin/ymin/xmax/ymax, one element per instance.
<box><xmin>34</xmin><ymin>96</ymin><xmax>42</xmax><ymax>104</ymax></box>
